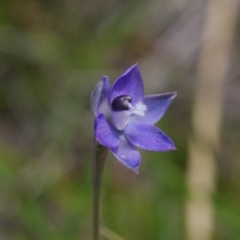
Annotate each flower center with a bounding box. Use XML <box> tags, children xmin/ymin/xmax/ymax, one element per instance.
<box><xmin>111</xmin><ymin>95</ymin><xmax>132</xmax><ymax>111</ymax></box>
<box><xmin>110</xmin><ymin>95</ymin><xmax>147</xmax><ymax>131</ymax></box>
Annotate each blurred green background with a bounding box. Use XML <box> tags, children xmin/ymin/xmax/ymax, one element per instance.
<box><xmin>0</xmin><ymin>0</ymin><xmax>240</xmax><ymax>239</ymax></box>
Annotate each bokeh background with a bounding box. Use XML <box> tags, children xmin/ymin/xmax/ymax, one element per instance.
<box><xmin>0</xmin><ymin>0</ymin><xmax>240</xmax><ymax>239</ymax></box>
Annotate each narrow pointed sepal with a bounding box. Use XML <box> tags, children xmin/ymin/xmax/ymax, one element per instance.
<box><xmin>91</xmin><ymin>76</ymin><xmax>110</xmax><ymax>116</ymax></box>
<box><xmin>124</xmin><ymin>123</ymin><xmax>176</xmax><ymax>151</ymax></box>
<box><xmin>110</xmin><ymin>135</ymin><xmax>141</xmax><ymax>172</ymax></box>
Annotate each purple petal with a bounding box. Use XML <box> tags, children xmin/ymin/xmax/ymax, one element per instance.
<box><xmin>124</xmin><ymin>123</ymin><xmax>176</xmax><ymax>151</ymax></box>
<box><xmin>94</xmin><ymin>114</ymin><xmax>120</xmax><ymax>148</ymax></box>
<box><xmin>110</xmin><ymin>64</ymin><xmax>144</xmax><ymax>105</ymax></box>
<box><xmin>111</xmin><ymin>135</ymin><xmax>141</xmax><ymax>173</ymax></box>
<box><xmin>91</xmin><ymin>76</ymin><xmax>110</xmax><ymax>116</ymax></box>
<box><xmin>130</xmin><ymin>92</ymin><xmax>177</xmax><ymax>125</ymax></box>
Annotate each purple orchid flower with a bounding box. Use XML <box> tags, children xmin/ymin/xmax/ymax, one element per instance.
<box><xmin>91</xmin><ymin>64</ymin><xmax>176</xmax><ymax>173</ymax></box>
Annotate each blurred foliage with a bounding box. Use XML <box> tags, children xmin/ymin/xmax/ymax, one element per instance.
<box><xmin>0</xmin><ymin>0</ymin><xmax>240</xmax><ymax>239</ymax></box>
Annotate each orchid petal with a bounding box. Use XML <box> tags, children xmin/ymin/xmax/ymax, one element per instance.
<box><xmin>94</xmin><ymin>114</ymin><xmax>120</xmax><ymax>148</ymax></box>
<box><xmin>111</xmin><ymin>135</ymin><xmax>141</xmax><ymax>172</ymax></box>
<box><xmin>90</xmin><ymin>76</ymin><xmax>110</xmax><ymax>116</ymax></box>
<box><xmin>110</xmin><ymin>64</ymin><xmax>144</xmax><ymax>105</ymax></box>
<box><xmin>130</xmin><ymin>92</ymin><xmax>177</xmax><ymax>125</ymax></box>
<box><xmin>124</xmin><ymin>123</ymin><xmax>176</xmax><ymax>151</ymax></box>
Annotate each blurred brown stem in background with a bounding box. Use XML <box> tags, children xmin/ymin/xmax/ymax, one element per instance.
<box><xmin>186</xmin><ymin>0</ymin><xmax>238</xmax><ymax>240</ymax></box>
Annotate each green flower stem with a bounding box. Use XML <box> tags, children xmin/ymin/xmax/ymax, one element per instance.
<box><xmin>92</xmin><ymin>139</ymin><xmax>108</xmax><ymax>240</ymax></box>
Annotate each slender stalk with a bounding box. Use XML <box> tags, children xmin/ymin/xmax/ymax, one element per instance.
<box><xmin>92</xmin><ymin>139</ymin><xmax>108</xmax><ymax>240</ymax></box>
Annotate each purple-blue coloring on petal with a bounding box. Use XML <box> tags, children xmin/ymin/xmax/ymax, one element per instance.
<box><xmin>90</xmin><ymin>76</ymin><xmax>110</xmax><ymax>116</ymax></box>
<box><xmin>110</xmin><ymin>64</ymin><xmax>144</xmax><ymax>105</ymax></box>
<box><xmin>111</xmin><ymin>135</ymin><xmax>141</xmax><ymax>172</ymax></box>
<box><xmin>130</xmin><ymin>92</ymin><xmax>177</xmax><ymax>125</ymax></box>
<box><xmin>94</xmin><ymin>114</ymin><xmax>120</xmax><ymax>148</ymax></box>
<box><xmin>124</xmin><ymin>123</ymin><xmax>176</xmax><ymax>151</ymax></box>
